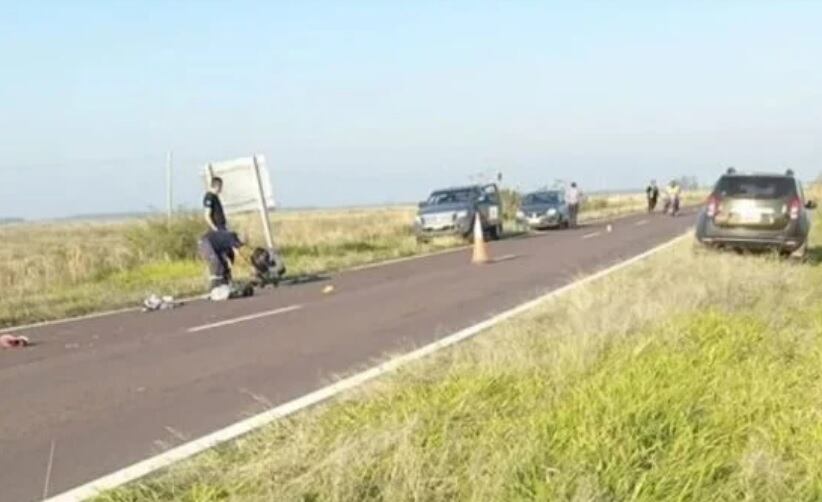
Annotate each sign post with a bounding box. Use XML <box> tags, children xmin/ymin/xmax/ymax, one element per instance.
<box><xmin>252</xmin><ymin>155</ymin><xmax>275</xmax><ymax>250</ymax></box>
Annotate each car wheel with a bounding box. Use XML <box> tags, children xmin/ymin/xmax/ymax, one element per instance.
<box><xmin>490</xmin><ymin>224</ymin><xmax>503</xmax><ymax>240</ymax></box>
<box><xmin>692</xmin><ymin>239</ymin><xmax>712</xmax><ymax>255</ymax></box>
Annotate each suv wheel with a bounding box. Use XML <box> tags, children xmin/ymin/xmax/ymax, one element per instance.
<box><xmin>790</xmin><ymin>242</ymin><xmax>808</xmax><ymax>261</ymax></box>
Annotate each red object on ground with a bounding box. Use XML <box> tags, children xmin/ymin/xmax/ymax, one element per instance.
<box><xmin>0</xmin><ymin>334</ymin><xmax>30</xmax><ymax>349</ymax></box>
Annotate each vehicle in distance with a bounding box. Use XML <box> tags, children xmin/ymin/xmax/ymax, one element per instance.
<box><xmin>414</xmin><ymin>184</ymin><xmax>503</xmax><ymax>242</ymax></box>
<box><xmin>695</xmin><ymin>169</ymin><xmax>816</xmax><ymax>257</ymax></box>
<box><xmin>516</xmin><ymin>190</ymin><xmax>569</xmax><ymax>230</ymax></box>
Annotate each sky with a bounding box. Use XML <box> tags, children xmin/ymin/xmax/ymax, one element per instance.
<box><xmin>1</xmin><ymin>1</ymin><xmax>821</xmax><ymax>219</ymax></box>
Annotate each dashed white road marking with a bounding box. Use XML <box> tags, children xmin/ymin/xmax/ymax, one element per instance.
<box><xmin>186</xmin><ymin>305</ymin><xmax>303</xmax><ymax>333</ymax></box>
<box><xmin>582</xmin><ymin>231</ymin><xmax>601</xmax><ymax>239</ymax></box>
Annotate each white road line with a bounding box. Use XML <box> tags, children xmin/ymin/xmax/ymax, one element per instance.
<box><xmin>186</xmin><ymin>305</ymin><xmax>302</xmax><ymax>333</ymax></box>
<box><xmin>582</xmin><ymin>231</ymin><xmax>601</xmax><ymax>239</ymax></box>
<box><xmin>635</xmin><ymin>220</ymin><xmax>649</xmax><ymax>226</ymax></box>
<box><xmin>45</xmin><ymin>229</ymin><xmax>692</xmax><ymax>502</ymax></box>
<box><xmin>43</xmin><ymin>439</ymin><xmax>56</xmax><ymax>499</ymax></box>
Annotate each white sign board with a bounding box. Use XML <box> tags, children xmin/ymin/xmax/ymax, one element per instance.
<box><xmin>203</xmin><ymin>155</ymin><xmax>275</xmax><ymax>214</ymax></box>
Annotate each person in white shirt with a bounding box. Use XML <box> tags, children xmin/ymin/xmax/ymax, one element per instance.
<box><xmin>565</xmin><ymin>182</ymin><xmax>582</xmax><ymax>228</ymax></box>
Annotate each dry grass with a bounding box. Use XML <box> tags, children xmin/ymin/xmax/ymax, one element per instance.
<box><xmin>98</xmin><ymin>201</ymin><xmax>822</xmax><ymax>502</ymax></box>
<box><xmin>0</xmin><ymin>191</ymin><xmax>704</xmax><ymax>328</ymax></box>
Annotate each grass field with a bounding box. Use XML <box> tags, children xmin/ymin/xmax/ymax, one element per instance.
<box><xmin>0</xmin><ymin>191</ymin><xmax>704</xmax><ymax>329</ymax></box>
<box><xmin>95</xmin><ymin>198</ymin><xmax>822</xmax><ymax>501</ymax></box>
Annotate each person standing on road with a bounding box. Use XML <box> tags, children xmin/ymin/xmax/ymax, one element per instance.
<box><xmin>565</xmin><ymin>182</ymin><xmax>582</xmax><ymax>228</ymax></box>
<box><xmin>204</xmin><ymin>176</ymin><xmax>228</xmax><ymax>231</ymax></box>
<box><xmin>646</xmin><ymin>180</ymin><xmax>660</xmax><ymax>213</ymax></box>
<box><xmin>664</xmin><ymin>180</ymin><xmax>682</xmax><ymax>215</ymax></box>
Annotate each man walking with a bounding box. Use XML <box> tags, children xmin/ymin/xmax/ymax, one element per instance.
<box><xmin>565</xmin><ymin>182</ymin><xmax>582</xmax><ymax>228</ymax></box>
<box><xmin>204</xmin><ymin>176</ymin><xmax>227</xmax><ymax>231</ymax></box>
<box><xmin>646</xmin><ymin>180</ymin><xmax>660</xmax><ymax>213</ymax></box>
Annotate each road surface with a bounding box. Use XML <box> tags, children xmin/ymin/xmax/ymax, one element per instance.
<box><xmin>0</xmin><ymin>210</ymin><xmax>695</xmax><ymax>501</ymax></box>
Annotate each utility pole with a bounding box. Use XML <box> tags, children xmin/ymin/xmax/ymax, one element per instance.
<box><xmin>166</xmin><ymin>151</ymin><xmax>173</xmax><ymax>223</ymax></box>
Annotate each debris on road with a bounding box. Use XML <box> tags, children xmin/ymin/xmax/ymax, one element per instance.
<box><xmin>229</xmin><ymin>282</ymin><xmax>255</xmax><ymax>299</ymax></box>
<box><xmin>323</xmin><ymin>285</ymin><xmax>336</xmax><ymax>294</ymax></box>
<box><xmin>250</xmin><ymin>247</ymin><xmax>287</xmax><ymax>287</ymax></box>
<box><xmin>209</xmin><ymin>282</ymin><xmax>255</xmax><ymax>302</ymax></box>
<box><xmin>209</xmin><ymin>285</ymin><xmax>232</xmax><ymax>301</ymax></box>
<box><xmin>606</xmin><ymin>224</ymin><xmax>613</xmax><ymax>233</ymax></box>
<box><xmin>142</xmin><ymin>294</ymin><xmax>181</xmax><ymax>312</ymax></box>
<box><xmin>1</xmin><ymin>334</ymin><xmax>30</xmax><ymax>349</ymax></box>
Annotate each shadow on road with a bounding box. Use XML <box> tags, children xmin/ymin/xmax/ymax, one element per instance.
<box><xmin>278</xmin><ymin>274</ymin><xmax>330</xmax><ymax>286</ymax></box>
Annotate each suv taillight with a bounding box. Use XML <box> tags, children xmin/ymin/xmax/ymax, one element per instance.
<box><xmin>706</xmin><ymin>195</ymin><xmax>720</xmax><ymax>218</ymax></box>
<box><xmin>789</xmin><ymin>198</ymin><xmax>801</xmax><ymax>220</ymax></box>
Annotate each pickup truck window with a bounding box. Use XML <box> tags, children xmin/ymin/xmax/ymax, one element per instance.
<box><xmin>427</xmin><ymin>189</ymin><xmax>477</xmax><ymax>205</ymax></box>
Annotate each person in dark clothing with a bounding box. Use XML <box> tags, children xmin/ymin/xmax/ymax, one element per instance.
<box><xmin>198</xmin><ymin>230</ymin><xmax>242</xmax><ymax>288</ymax></box>
<box><xmin>646</xmin><ymin>180</ymin><xmax>660</xmax><ymax>213</ymax></box>
<box><xmin>204</xmin><ymin>177</ymin><xmax>227</xmax><ymax>231</ymax></box>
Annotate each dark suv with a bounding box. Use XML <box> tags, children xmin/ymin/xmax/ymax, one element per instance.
<box><xmin>695</xmin><ymin>169</ymin><xmax>816</xmax><ymax>257</ymax></box>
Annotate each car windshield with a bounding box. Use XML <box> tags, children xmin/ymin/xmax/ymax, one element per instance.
<box><xmin>715</xmin><ymin>176</ymin><xmax>796</xmax><ymax>199</ymax></box>
<box><xmin>523</xmin><ymin>192</ymin><xmax>561</xmax><ymax>205</ymax></box>
<box><xmin>427</xmin><ymin>189</ymin><xmax>476</xmax><ymax>205</ymax></box>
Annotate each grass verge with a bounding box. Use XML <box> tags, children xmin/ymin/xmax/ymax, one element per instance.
<box><xmin>97</xmin><ymin>211</ymin><xmax>822</xmax><ymax>501</ymax></box>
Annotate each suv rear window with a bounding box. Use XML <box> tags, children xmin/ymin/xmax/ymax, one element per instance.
<box><xmin>715</xmin><ymin>176</ymin><xmax>796</xmax><ymax>199</ymax></box>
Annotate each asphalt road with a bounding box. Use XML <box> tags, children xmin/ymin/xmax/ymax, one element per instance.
<box><xmin>0</xmin><ymin>210</ymin><xmax>695</xmax><ymax>502</ymax></box>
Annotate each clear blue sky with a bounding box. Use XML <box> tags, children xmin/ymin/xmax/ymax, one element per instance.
<box><xmin>1</xmin><ymin>1</ymin><xmax>820</xmax><ymax>219</ymax></box>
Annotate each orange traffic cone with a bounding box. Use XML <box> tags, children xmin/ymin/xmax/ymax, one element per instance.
<box><xmin>472</xmin><ymin>213</ymin><xmax>490</xmax><ymax>264</ymax></box>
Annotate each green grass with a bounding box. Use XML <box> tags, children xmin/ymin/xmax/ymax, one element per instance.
<box><xmin>96</xmin><ymin>207</ymin><xmax>822</xmax><ymax>501</ymax></box>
